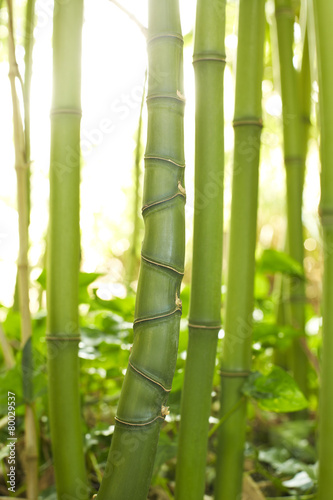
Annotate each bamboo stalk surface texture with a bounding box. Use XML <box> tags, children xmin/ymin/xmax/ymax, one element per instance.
<box><xmin>96</xmin><ymin>1</ymin><xmax>185</xmax><ymax>499</ymax></box>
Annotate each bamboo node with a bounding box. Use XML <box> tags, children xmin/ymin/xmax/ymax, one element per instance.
<box><xmin>142</xmin><ymin>191</ymin><xmax>185</xmax><ymax>213</ymax></box>
<box><xmin>141</xmin><ymin>254</ymin><xmax>184</xmax><ymax>276</ymax></box>
<box><xmin>115</xmin><ymin>415</ymin><xmax>164</xmax><ymax>427</ymax></box>
<box><xmin>161</xmin><ymin>405</ymin><xmax>170</xmax><ymax>417</ymax></box>
<box><xmin>147</xmin><ymin>93</ymin><xmax>186</xmax><ymax>104</ymax></box>
<box><xmin>193</xmin><ymin>53</ymin><xmax>227</xmax><ymax>64</ymax></box>
<box><xmin>50</xmin><ymin>107</ymin><xmax>82</xmax><ymax>117</ymax></box>
<box><xmin>284</xmin><ymin>155</ymin><xmax>304</xmax><ymax>165</ymax></box>
<box><xmin>233</xmin><ymin>118</ymin><xmax>263</xmax><ymax>128</ymax></box>
<box><xmin>188</xmin><ymin>323</ymin><xmax>222</xmax><ymax>330</ymax></box>
<box><xmin>275</xmin><ymin>7</ymin><xmax>294</xmax><ymax>18</ymax></box>
<box><xmin>128</xmin><ymin>359</ymin><xmax>172</xmax><ymax>392</ymax></box>
<box><xmin>46</xmin><ymin>336</ymin><xmax>81</xmax><ymax>342</ymax></box>
<box><xmin>144</xmin><ymin>155</ymin><xmax>185</xmax><ymax>168</ymax></box>
<box><xmin>147</xmin><ymin>32</ymin><xmax>184</xmax><ymax>45</ymax></box>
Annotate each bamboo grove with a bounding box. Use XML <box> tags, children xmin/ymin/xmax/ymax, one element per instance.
<box><xmin>1</xmin><ymin>0</ymin><xmax>333</xmax><ymax>499</ymax></box>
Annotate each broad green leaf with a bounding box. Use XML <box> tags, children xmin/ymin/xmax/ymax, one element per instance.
<box><xmin>242</xmin><ymin>366</ymin><xmax>308</xmax><ymax>412</ymax></box>
<box><xmin>256</xmin><ymin>249</ymin><xmax>304</xmax><ymax>278</ymax></box>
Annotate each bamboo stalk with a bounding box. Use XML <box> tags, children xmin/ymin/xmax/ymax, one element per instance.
<box><xmin>47</xmin><ymin>1</ymin><xmax>88</xmax><ymax>498</ymax></box>
<box><xmin>6</xmin><ymin>1</ymin><xmax>38</xmax><ymax>498</ymax></box>
<box><xmin>128</xmin><ymin>72</ymin><xmax>146</xmax><ymax>286</ymax></box>
<box><xmin>274</xmin><ymin>0</ymin><xmax>308</xmax><ymax>397</ymax></box>
<box><xmin>312</xmin><ymin>1</ymin><xmax>333</xmax><ymax>497</ymax></box>
<box><xmin>175</xmin><ymin>0</ymin><xmax>225</xmax><ymax>498</ymax></box>
<box><xmin>23</xmin><ymin>0</ymin><xmax>36</xmax><ymax>222</ymax></box>
<box><xmin>215</xmin><ymin>1</ymin><xmax>265</xmax><ymax>498</ymax></box>
<box><xmin>0</xmin><ymin>324</ymin><xmax>15</xmax><ymax>369</ymax></box>
<box><xmin>96</xmin><ymin>2</ymin><xmax>185</xmax><ymax>499</ymax></box>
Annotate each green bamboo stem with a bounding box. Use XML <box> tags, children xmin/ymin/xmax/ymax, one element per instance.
<box><xmin>96</xmin><ymin>2</ymin><xmax>185</xmax><ymax>499</ymax></box>
<box><xmin>312</xmin><ymin>1</ymin><xmax>333</xmax><ymax>497</ymax></box>
<box><xmin>6</xmin><ymin>2</ymin><xmax>38</xmax><ymax>498</ymax></box>
<box><xmin>23</xmin><ymin>0</ymin><xmax>36</xmax><ymax>222</ymax></box>
<box><xmin>175</xmin><ymin>1</ymin><xmax>225</xmax><ymax>498</ymax></box>
<box><xmin>215</xmin><ymin>1</ymin><xmax>265</xmax><ymax>499</ymax></box>
<box><xmin>128</xmin><ymin>72</ymin><xmax>146</xmax><ymax>286</ymax></box>
<box><xmin>0</xmin><ymin>324</ymin><xmax>15</xmax><ymax>369</ymax></box>
<box><xmin>47</xmin><ymin>1</ymin><xmax>88</xmax><ymax>498</ymax></box>
<box><xmin>274</xmin><ymin>0</ymin><xmax>308</xmax><ymax>397</ymax></box>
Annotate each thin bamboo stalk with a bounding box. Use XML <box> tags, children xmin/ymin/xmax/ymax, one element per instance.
<box><xmin>175</xmin><ymin>0</ymin><xmax>225</xmax><ymax>498</ymax></box>
<box><xmin>128</xmin><ymin>73</ymin><xmax>146</xmax><ymax>286</ymax></box>
<box><xmin>47</xmin><ymin>1</ymin><xmax>88</xmax><ymax>498</ymax></box>
<box><xmin>96</xmin><ymin>2</ymin><xmax>185</xmax><ymax>499</ymax></box>
<box><xmin>215</xmin><ymin>1</ymin><xmax>265</xmax><ymax>498</ymax></box>
<box><xmin>312</xmin><ymin>1</ymin><xmax>333</xmax><ymax>497</ymax></box>
<box><xmin>23</xmin><ymin>0</ymin><xmax>36</xmax><ymax>222</ymax></box>
<box><xmin>274</xmin><ymin>0</ymin><xmax>308</xmax><ymax>397</ymax></box>
<box><xmin>6</xmin><ymin>1</ymin><xmax>38</xmax><ymax>498</ymax></box>
<box><xmin>0</xmin><ymin>324</ymin><xmax>15</xmax><ymax>369</ymax></box>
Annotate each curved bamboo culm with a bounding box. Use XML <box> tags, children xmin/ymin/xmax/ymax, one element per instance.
<box><xmin>175</xmin><ymin>0</ymin><xmax>225</xmax><ymax>498</ymax></box>
<box><xmin>96</xmin><ymin>2</ymin><xmax>185</xmax><ymax>499</ymax></box>
<box><xmin>312</xmin><ymin>1</ymin><xmax>333</xmax><ymax>497</ymax></box>
<box><xmin>215</xmin><ymin>1</ymin><xmax>265</xmax><ymax>499</ymax></box>
<box><xmin>47</xmin><ymin>1</ymin><xmax>88</xmax><ymax>498</ymax></box>
<box><xmin>274</xmin><ymin>0</ymin><xmax>308</xmax><ymax>397</ymax></box>
<box><xmin>6</xmin><ymin>1</ymin><xmax>38</xmax><ymax>498</ymax></box>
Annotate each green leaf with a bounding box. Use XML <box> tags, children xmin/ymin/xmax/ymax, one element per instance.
<box><xmin>242</xmin><ymin>366</ymin><xmax>308</xmax><ymax>412</ymax></box>
<box><xmin>92</xmin><ymin>292</ymin><xmax>136</xmax><ymax>322</ymax></box>
<box><xmin>153</xmin><ymin>432</ymin><xmax>178</xmax><ymax>477</ymax></box>
<box><xmin>36</xmin><ymin>270</ymin><xmax>102</xmax><ymax>303</ymax></box>
<box><xmin>257</xmin><ymin>249</ymin><xmax>304</xmax><ymax>278</ymax></box>
<box><xmin>253</xmin><ymin>322</ymin><xmax>301</xmax><ymax>350</ymax></box>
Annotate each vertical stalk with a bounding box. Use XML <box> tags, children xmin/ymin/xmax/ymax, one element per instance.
<box><xmin>96</xmin><ymin>2</ymin><xmax>185</xmax><ymax>499</ymax></box>
<box><xmin>128</xmin><ymin>73</ymin><xmax>146</xmax><ymax>286</ymax></box>
<box><xmin>24</xmin><ymin>0</ymin><xmax>36</xmax><ymax>221</ymax></box>
<box><xmin>175</xmin><ymin>0</ymin><xmax>225</xmax><ymax>498</ymax></box>
<box><xmin>6</xmin><ymin>1</ymin><xmax>38</xmax><ymax>498</ymax></box>
<box><xmin>215</xmin><ymin>1</ymin><xmax>265</xmax><ymax>498</ymax></box>
<box><xmin>47</xmin><ymin>1</ymin><xmax>88</xmax><ymax>498</ymax></box>
<box><xmin>274</xmin><ymin>0</ymin><xmax>308</xmax><ymax>397</ymax></box>
<box><xmin>312</xmin><ymin>1</ymin><xmax>333</xmax><ymax>497</ymax></box>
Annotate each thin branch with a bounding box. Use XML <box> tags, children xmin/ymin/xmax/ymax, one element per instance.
<box><xmin>108</xmin><ymin>0</ymin><xmax>147</xmax><ymax>37</ymax></box>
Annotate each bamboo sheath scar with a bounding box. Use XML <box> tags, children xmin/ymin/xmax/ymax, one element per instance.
<box><xmin>96</xmin><ymin>2</ymin><xmax>185</xmax><ymax>499</ymax></box>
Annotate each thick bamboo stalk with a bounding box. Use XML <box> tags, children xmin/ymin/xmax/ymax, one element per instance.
<box><xmin>312</xmin><ymin>1</ymin><xmax>333</xmax><ymax>497</ymax></box>
<box><xmin>96</xmin><ymin>2</ymin><xmax>185</xmax><ymax>499</ymax></box>
<box><xmin>175</xmin><ymin>0</ymin><xmax>225</xmax><ymax>498</ymax></box>
<box><xmin>46</xmin><ymin>1</ymin><xmax>88</xmax><ymax>498</ymax></box>
<box><xmin>215</xmin><ymin>1</ymin><xmax>265</xmax><ymax>498</ymax></box>
<box><xmin>6</xmin><ymin>1</ymin><xmax>38</xmax><ymax>498</ymax></box>
<box><xmin>274</xmin><ymin>0</ymin><xmax>308</xmax><ymax>397</ymax></box>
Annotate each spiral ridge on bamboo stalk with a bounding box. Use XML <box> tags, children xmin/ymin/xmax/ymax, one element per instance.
<box><xmin>114</xmin><ymin>24</ymin><xmax>185</xmax><ymax>429</ymax></box>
